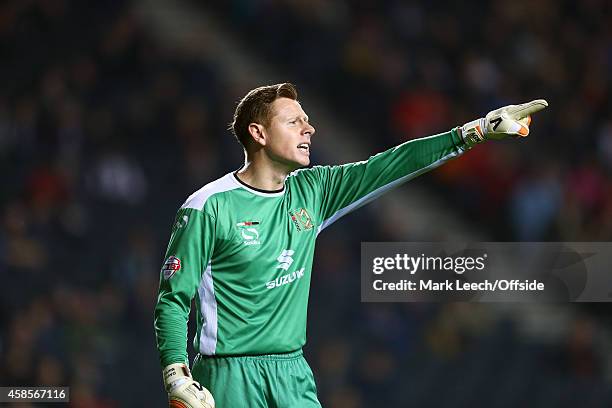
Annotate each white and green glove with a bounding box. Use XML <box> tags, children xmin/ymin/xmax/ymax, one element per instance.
<box><xmin>163</xmin><ymin>363</ymin><xmax>215</xmax><ymax>408</ymax></box>
<box><xmin>460</xmin><ymin>99</ymin><xmax>549</xmax><ymax>147</ymax></box>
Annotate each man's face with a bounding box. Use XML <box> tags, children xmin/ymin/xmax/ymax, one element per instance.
<box><xmin>260</xmin><ymin>97</ymin><xmax>315</xmax><ymax>171</ymax></box>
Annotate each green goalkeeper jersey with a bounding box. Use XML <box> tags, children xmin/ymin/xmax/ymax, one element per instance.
<box><xmin>155</xmin><ymin>129</ymin><xmax>466</xmax><ymax>366</ymax></box>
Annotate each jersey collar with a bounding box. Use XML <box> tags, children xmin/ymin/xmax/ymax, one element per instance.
<box><xmin>231</xmin><ymin>171</ymin><xmax>285</xmax><ymax>197</ymax></box>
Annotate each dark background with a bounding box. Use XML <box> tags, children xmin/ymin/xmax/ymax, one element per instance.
<box><xmin>1</xmin><ymin>0</ymin><xmax>611</xmax><ymax>406</ymax></box>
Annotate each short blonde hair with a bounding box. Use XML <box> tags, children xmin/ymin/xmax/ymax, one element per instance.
<box><xmin>230</xmin><ymin>83</ymin><xmax>298</xmax><ymax>148</ymax></box>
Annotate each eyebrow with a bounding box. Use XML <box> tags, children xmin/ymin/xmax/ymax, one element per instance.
<box><xmin>288</xmin><ymin>115</ymin><xmax>309</xmax><ymax>122</ymax></box>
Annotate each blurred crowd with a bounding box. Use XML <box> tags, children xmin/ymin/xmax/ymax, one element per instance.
<box><xmin>0</xmin><ymin>0</ymin><xmax>611</xmax><ymax>407</ymax></box>
<box><xmin>0</xmin><ymin>0</ymin><xmax>228</xmax><ymax>405</ymax></box>
<box><xmin>208</xmin><ymin>0</ymin><xmax>612</xmax><ymax>241</ymax></box>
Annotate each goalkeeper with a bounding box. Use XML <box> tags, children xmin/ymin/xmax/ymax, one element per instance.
<box><xmin>154</xmin><ymin>83</ymin><xmax>547</xmax><ymax>407</ymax></box>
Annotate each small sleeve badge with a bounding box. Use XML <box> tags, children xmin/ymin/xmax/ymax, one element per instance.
<box><xmin>162</xmin><ymin>256</ymin><xmax>182</xmax><ymax>280</ymax></box>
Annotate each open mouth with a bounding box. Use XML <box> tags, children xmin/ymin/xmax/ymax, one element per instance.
<box><xmin>297</xmin><ymin>143</ymin><xmax>310</xmax><ymax>154</ymax></box>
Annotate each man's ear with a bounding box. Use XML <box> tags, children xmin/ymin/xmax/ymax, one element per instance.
<box><xmin>247</xmin><ymin>123</ymin><xmax>266</xmax><ymax>147</ymax></box>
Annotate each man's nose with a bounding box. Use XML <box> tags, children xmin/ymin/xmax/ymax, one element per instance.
<box><xmin>304</xmin><ymin>123</ymin><xmax>315</xmax><ymax>136</ymax></box>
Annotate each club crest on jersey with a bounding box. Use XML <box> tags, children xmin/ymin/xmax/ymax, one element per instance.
<box><xmin>162</xmin><ymin>256</ymin><xmax>181</xmax><ymax>280</ymax></box>
<box><xmin>289</xmin><ymin>208</ymin><xmax>314</xmax><ymax>231</ymax></box>
<box><xmin>236</xmin><ymin>221</ymin><xmax>261</xmax><ymax>246</ymax></box>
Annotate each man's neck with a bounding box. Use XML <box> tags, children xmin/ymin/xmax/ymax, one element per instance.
<box><xmin>235</xmin><ymin>160</ymin><xmax>289</xmax><ymax>191</ymax></box>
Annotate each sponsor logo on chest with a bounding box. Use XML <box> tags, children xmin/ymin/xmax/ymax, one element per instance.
<box><xmin>266</xmin><ymin>249</ymin><xmax>306</xmax><ymax>289</ymax></box>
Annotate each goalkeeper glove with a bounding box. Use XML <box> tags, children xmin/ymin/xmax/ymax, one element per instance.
<box><xmin>163</xmin><ymin>363</ymin><xmax>215</xmax><ymax>408</ymax></box>
<box><xmin>460</xmin><ymin>99</ymin><xmax>548</xmax><ymax>148</ymax></box>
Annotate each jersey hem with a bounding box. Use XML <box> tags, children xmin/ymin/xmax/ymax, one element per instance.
<box><xmin>195</xmin><ymin>349</ymin><xmax>304</xmax><ymax>361</ymax></box>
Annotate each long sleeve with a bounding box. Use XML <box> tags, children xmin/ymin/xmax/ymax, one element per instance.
<box><xmin>154</xmin><ymin>207</ymin><xmax>216</xmax><ymax>367</ymax></box>
<box><xmin>309</xmin><ymin>128</ymin><xmax>466</xmax><ymax>233</ymax></box>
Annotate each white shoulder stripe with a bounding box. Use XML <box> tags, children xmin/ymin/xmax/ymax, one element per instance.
<box><xmin>181</xmin><ymin>173</ymin><xmax>239</xmax><ymax>210</ymax></box>
<box><xmin>316</xmin><ymin>150</ymin><xmax>463</xmax><ymax>235</ymax></box>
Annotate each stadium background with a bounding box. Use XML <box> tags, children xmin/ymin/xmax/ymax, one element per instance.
<box><xmin>1</xmin><ymin>0</ymin><xmax>611</xmax><ymax>406</ymax></box>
